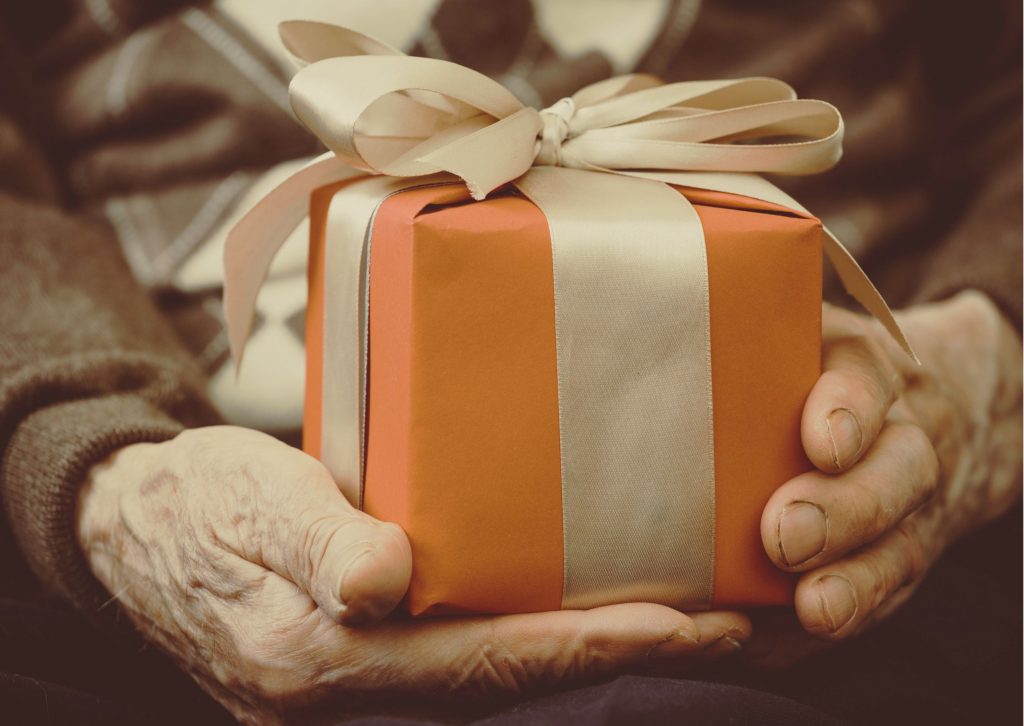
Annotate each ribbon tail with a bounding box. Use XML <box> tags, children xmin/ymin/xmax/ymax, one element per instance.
<box><xmin>223</xmin><ymin>153</ymin><xmax>364</xmax><ymax>371</ymax></box>
<box><xmin>822</xmin><ymin>229</ymin><xmax>919</xmax><ymax>364</ymax></box>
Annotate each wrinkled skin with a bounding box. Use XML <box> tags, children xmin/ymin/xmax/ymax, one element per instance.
<box><xmin>750</xmin><ymin>291</ymin><xmax>1022</xmax><ymax>666</ymax></box>
<box><xmin>77</xmin><ymin>427</ymin><xmax>750</xmax><ymax>724</ymax></box>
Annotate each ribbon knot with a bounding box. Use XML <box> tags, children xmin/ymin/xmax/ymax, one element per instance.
<box><xmin>535</xmin><ymin>97</ymin><xmax>576</xmax><ymax>167</ymax></box>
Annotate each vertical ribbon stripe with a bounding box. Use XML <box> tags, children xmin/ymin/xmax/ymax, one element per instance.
<box><xmin>320</xmin><ymin>175</ymin><xmax>451</xmax><ymax>504</ymax></box>
<box><xmin>515</xmin><ymin>167</ymin><xmax>716</xmax><ymax>609</ymax></box>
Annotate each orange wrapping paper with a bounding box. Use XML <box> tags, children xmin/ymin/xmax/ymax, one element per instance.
<box><xmin>306</xmin><ymin>184</ymin><xmax>821</xmax><ymax>615</ymax></box>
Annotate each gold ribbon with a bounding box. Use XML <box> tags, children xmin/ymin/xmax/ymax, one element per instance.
<box><xmin>224</xmin><ymin>20</ymin><xmax>915</xmax><ymax>610</ymax></box>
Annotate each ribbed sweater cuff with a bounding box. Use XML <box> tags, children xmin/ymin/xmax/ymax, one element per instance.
<box><xmin>1</xmin><ymin>395</ymin><xmax>186</xmax><ymax>622</ymax></box>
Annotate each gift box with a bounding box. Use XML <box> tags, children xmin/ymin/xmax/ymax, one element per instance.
<box><xmin>224</xmin><ymin>20</ymin><xmax>912</xmax><ymax>617</ymax></box>
<box><xmin>304</xmin><ymin>180</ymin><xmax>821</xmax><ymax>614</ymax></box>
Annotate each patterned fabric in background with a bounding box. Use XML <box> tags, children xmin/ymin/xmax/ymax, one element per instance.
<box><xmin>15</xmin><ymin>0</ymin><xmax>1020</xmax><ymax>435</ymax></box>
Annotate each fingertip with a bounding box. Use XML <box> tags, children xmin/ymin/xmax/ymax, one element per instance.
<box><xmin>337</xmin><ymin>522</ymin><xmax>412</xmax><ymax>626</ymax></box>
<box><xmin>805</xmin><ymin>341</ymin><xmax>895</xmax><ymax>474</ymax></box>
<box><xmin>802</xmin><ymin>396</ymin><xmax>863</xmax><ymax>474</ymax></box>
<box><xmin>573</xmin><ymin>603</ymin><xmax>711</xmax><ymax>667</ymax></box>
<box><xmin>794</xmin><ymin>573</ymin><xmax>858</xmax><ymax>641</ymax></box>
<box><xmin>688</xmin><ymin>610</ymin><xmax>753</xmax><ymax>645</ymax></box>
<box><xmin>760</xmin><ymin>476</ymin><xmax>828</xmax><ymax>572</ymax></box>
<box><xmin>647</xmin><ymin>610</ymin><xmax>751</xmax><ymax>665</ymax></box>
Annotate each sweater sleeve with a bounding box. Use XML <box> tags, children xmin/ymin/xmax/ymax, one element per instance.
<box><xmin>0</xmin><ymin>190</ymin><xmax>221</xmax><ymax>613</ymax></box>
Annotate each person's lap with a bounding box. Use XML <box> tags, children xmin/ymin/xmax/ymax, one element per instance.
<box><xmin>1</xmin><ymin>507</ymin><xmax>1018</xmax><ymax>726</ymax></box>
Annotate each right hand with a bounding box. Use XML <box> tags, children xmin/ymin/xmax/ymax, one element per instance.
<box><xmin>77</xmin><ymin>426</ymin><xmax>750</xmax><ymax>724</ymax></box>
<box><xmin>749</xmin><ymin>292</ymin><xmax>1022</xmax><ymax>666</ymax></box>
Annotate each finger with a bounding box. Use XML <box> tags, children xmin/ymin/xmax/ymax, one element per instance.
<box><xmin>258</xmin><ymin>451</ymin><xmax>412</xmax><ymax>626</ymax></box>
<box><xmin>794</xmin><ymin>515</ymin><xmax>930</xmax><ymax>640</ymax></box>
<box><xmin>763</xmin><ymin>423</ymin><xmax>939</xmax><ymax>571</ymax></box>
<box><xmin>358</xmin><ymin>604</ymin><xmax>753</xmax><ymax>700</ymax></box>
<box><xmin>644</xmin><ymin>610</ymin><xmax>756</xmax><ymax>674</ymax></box>
<box><xmin>803</xmin><ymin>308</ymin><xmax>901</xmax><ymax>473</ymax></box>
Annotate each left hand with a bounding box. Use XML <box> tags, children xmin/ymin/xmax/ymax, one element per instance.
<box><xmin>748</xmin><ymin>291</ymin><xmax>1022</xmax><ymax>666</ymax></box>
<box><xmin>78</xmin><ymin>426</ymin><xmax>752</xmax><ymax>723</ymax></box>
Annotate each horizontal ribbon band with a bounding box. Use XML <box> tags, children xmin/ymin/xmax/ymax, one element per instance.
<box><xmin>223</xmin><ymin>20</ymin><xmax>917</xmax><ymax>610</ymax></box>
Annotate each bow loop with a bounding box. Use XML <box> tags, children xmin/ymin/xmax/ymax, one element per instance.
<box><xmin>222</xmin><ymin>20</ymin><xmax>917</xmax><ymax>369</ymax></box>
<box><xmin>282</xmin><ymin>20</ymin><xmax>847</xmax><ymax>195</ymax></box>
<box><xmin>570</xmin><ymin>77</ymin><xmax>796</xmax><ymax>131</ymax></box>
<box><xmin>288</xmin><ymin>52</ymin><xmax>533</xmax><ymax>197</ymax></box>
<box><xmin>290</xmin><ymin>55</ymin><xmax>524</xmax><ymax>168</ymax></box>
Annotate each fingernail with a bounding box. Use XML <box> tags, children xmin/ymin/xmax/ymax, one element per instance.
<box><xmin>778</xmin><ymin>501</ymin><xmax>827</xmax><ymax>567</ymax></box>
<box><xmin>704</xmin><ymin>635</ymin><xmax>744</xmax><ymax>658</ymax></box>
<box><xmin>826</xmin><ymin>408</ymin><xmax>862</xmax><ymax>469</ymax></box>
<box><xmin>817</xmin><ymin>575</ymin><xmax>857</xmax><ymax>633</ymax></box>
<box><xmin>648</xmin><ymin>622</ymin><xmax>700</xmax><ymax>662</ymax></box>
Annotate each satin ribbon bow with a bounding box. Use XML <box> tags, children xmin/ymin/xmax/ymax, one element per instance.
<box><xmin>225</xmin><ymin>20</ymin><xmax>913</xmax><ymax>367</ymax></box>
<box><xmin>285</xmin><ymin>21</ymin><xmax>844</xmax><ymax>199</ymax></box>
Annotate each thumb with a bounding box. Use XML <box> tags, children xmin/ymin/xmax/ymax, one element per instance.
<box><xmin>263</xmin><ymin>458</ymin><xmax>412</xmax><ymax>626</ymax></box>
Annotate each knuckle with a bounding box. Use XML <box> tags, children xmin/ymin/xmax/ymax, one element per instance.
<box><xmin>956</xmin><ymin>289</ymin><xmax>1000</xmax><ymax>329</ymax></box>
<box><xmin>861</xmin><ymin>556</ymin><xmax>890</xmax><ymax>609</ymax></box>
<box><xmin>447</xmin><ymin>621</ymin><xmax>594</xmax><ymax>698</ymax></box>
<box><xmin>892</xmin><ymin>523</ymin><xmax>927</xmax><ymax>586</ymax></box>
<box><xmin>895</xmin><ymin>425</ymin><xmax>940</xmax><ymax>499</ymax></box>
<box><xmin>296</xmin><ymin>515</ymin><xmax>347</xmax><ymax>590</ymax></box>
<box><xmin>899</xmin><ymin>422</ymin><xmax>931</xmax><ymax>460</ymax></box>
<box><xmin>827</xmin><ymin>332</ymin><xmax>899</xmax><ymax>410</ymax></box>
<box><xmin>547</xmin><ymin>625</ymin><xmax>592</xmax><ymax>681</ymax></box>
<box><xmin>448</xmin><ymin>639</ymin><xmax>531</xmax><ymax>697</ymax></box>
<box><xmin>859</xmin><ymin>527</ymin><xmax>923</xmax><ymax>613</ymax></box>
<box><xmin>917</xmin><ymin>436</ymin><xmax>941</xmax><ymax>496</ymax></box>
<box><xmin>828</xmin><ymin>333</ymin><xmax>872</xmax><ymax>371</ymax></box>
<box><xmin>849</xmin><ymin>479</ymin><xmax>889</xmax><ymax>540</ymax></box>
<box><xmin>863</xmin><ymin>336</ymin><xmax>902</xmax><ymax>400</ymax></box>
<box><xmin>849</xmin><ymin>364</ymin><xmax>891</xmax><ymax>410</ymax></box>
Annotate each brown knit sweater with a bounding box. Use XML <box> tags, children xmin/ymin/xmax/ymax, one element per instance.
<box><xmin>1</xmin><ymin>0</ymin><xmax>1021</xmax><ymax>618</ymax></box>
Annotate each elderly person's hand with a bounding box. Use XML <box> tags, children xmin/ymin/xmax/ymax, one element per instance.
<box><xmin>750</xmin><ymin>290</ymin><xmax>1022</xmax><ymax>666</ymax></box>
<box><xmin>77</xmin><ymin>426</ymin><xmax>750</xmax><ymax>724</ymax></box>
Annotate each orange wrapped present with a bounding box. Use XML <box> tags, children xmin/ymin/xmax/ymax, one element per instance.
<box><xmin>225</xmin><ymin>21</ymin><xmax>914</xmax><ymax>615</ymax></box>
